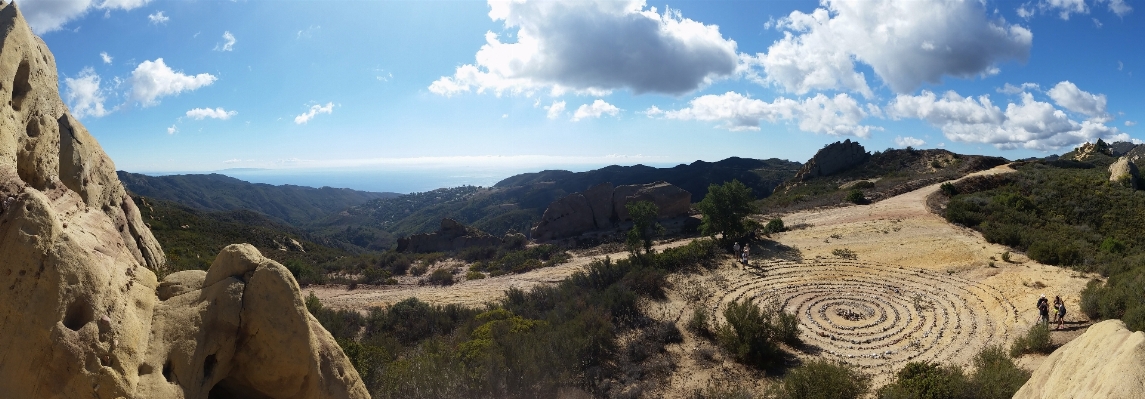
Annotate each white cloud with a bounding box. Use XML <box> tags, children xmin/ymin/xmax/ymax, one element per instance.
<box><xmin>572</xmin><ymin>100</ymin><xmax>621</xmax><ymax>121</ymax></box>
<box><xmin>1047</xmin><ymin>81</ymin><xmax>1109</xmax><ymax>121</ymax></box>
<box><xmin>167</xmin><ymin>125</ymin><xmax>177</xmax><ymax>134</ymax></box>
<box><xmin>148</xmin><ymin>11</ymin><xmax>168</xmax><ymax>24</ymax></box>
<box><xmin>185</xmin><ymin>107</ymin><xmax>237</xmax><ymax>120</ymax></box>
<box><xmin>20</xmin><ymin>0</ymin><xmax>153</xmax><ymax>33</ymax></box>
<box><xmin>998</xmin><ymin>82</ymin><xmax>1041</xmax><ymax>95</ymax></box>
<box><xmin>747</xmin><ymin>0</ymin><xmax>1032</xmax><ymax>96</ymax></box>
<box><xmin>1043</xmin><ymin>0</ymin><xmax>1089</xmax><ymax>20</ymax></box>
<box><xmin>1126</xmin><ymin>120</ymin><xmax>1137</xmax><ymax>127</ymax></box>
<box><xmin>894</xmin><ymin>136</ymin><xmax>926</xmax><ymax>148</ymax></box>
<box><xmin>129</xmin><ymin>58</ymin><xmax>217</xmax><ymax>107</ymax></box>
<box><xmin>99</xmin><ymin>51</ymin><xmax>112</xmax><ymax>64</ymax></box>
<box><xmin>215</xmin><ymin>31</ymin><xmax>236</xmax><ymax>51</ymax></box>
<box><xmin>659</xmin><ymin>91</ymin><xmax>878</xmax><ymax>137</ymax></box>
<box><xmin>430</xmin><ymin>0</ymin><xmax>738</xmax><ymax>97</ymax></box>
<box><xmin>1093</xmin><ymin>17</ymin><xmax>1103</xmax><ymax>27</ymax></box>
<box><xmin>1100</xmin><ymin>0</ymin><xmax>1133</xmax><ymax>16</ymax></box>
<box><xmin>64</xmin><ymin>67</ymin><xmax>109</xmax><ymax>119</ymax></box>
<box><xmin>294</xmin><ymin>102</ymin><xmax>335</xmax><ymax>124</ymax></box>
<box><xmin>887</xmin><ymin>90</ymin><xmax>1130</xmax><ymax>150</ymax></box>
<box><xmin>544</xmin><ymin>100</ymin><xmax>566</xmax><ymax>119</ymax></box>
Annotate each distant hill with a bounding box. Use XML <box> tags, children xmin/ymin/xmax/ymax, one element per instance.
<box><xmin>495</xmin><ymin>157</ymin><xmax>802</xmax><ymax>201</ymax></box>
<box><xmin>118</xmin><ymin>171</ymin><xmax>399</xmax><ymax>226</ymax></box>
<box><xmin>311</xmin><ymin>157</ymin><xmax>802</xmax><ymax>248</ymax></box>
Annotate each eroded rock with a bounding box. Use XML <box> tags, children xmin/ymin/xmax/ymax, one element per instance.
<box><xmin>1014</xmin><ymin>320</ymin><xmax>1145</xmax><ymax>399</ymax></box>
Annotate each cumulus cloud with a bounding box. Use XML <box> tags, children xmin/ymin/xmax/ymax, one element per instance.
<box><xmin>746</xmin><ymin>0</ymin><xmax>1032</xmax><ymax>96</ymax></box>
<box><xmin>894</xmin><ymin>136</ymin><xmax>926</xmax><ymax>148</ymax></box>
<box><xmin>544</xmin><ymin>100</ymin><xmax>567</xmax><ymax>119</ymax></box>
<box><xmin>64</xmin><ymin>67</ymin><xmax>109</xmax><ymax>119</ymax></box>
<box><xmin>20</xmin><ymin>0</ymin><xmax>153</xmax><ymax>33</ymax></box>
<box><xmin>100</xmin><ymin>51</ymin><xmax>112</xmax><ymax>64</ymax></box>
<box><xmin>1126</xmin><ymin>120</ymin><xmax>1137</xmax><ymax>127</ymax></box>
<box><xmin>185</xmin><ymin>107</ymin><xmax>237</xmax><ymax>120</ymax></box>
<box><xmin>129</xmin><ymin>58</ymin><xmax>217</xmax><ymax>107</ymax></box>
<box><xmin>887</xmin><ymin>89</ymin><xmax>1129</xmax><ymax>150</ymax></box>
<box><xmin>148</xmin><ymin>11</ymin><xmax>168</xmax><ymax>24</ymax></box>
<box><xmin>659</xmin><ymin>91</ymin><xmax>878</xmax><ymax>137</ymax></box>
<box><xmin>997</xmin><ymin>82</ymin><xmax>1040</xmax><ymax>95</ymax></box>
<box><xmin>1102</xmin><ymin>0</ymin><xmax>1133</xmax><ymax>16</ymax></box>
<box><xmin>215</xmin><ymin>31</ymin><xmax>236</xmax><ymax>51</ymax></box>
<box><xmin>1047</xmin><ymin>81</ymin><xmax>1109</xmax><ymax>120</ymax></box>
<box><xmin>167</xmin><ymin>125</ymin><xmax>177</xmax><ymax>134</ymax></box>
<box><xmin>430</xmin><ymin>0</ymin><xmax>738</xmax><ymax>97</ymax></box>
<box><xmin>572</xmin><ymin>100</ymin><xmax>620</xmax><ymax>121</ymax></box>
<box><xmin>294</xmin><ymin>102</ymin><xmax>335</xmax><ymax>124</ymax></box>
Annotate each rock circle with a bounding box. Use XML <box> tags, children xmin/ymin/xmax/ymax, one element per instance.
<box><xmin>708</xmin><ymin>259</ymin><xmax>1019</xmax><ymax>372</ymax></box>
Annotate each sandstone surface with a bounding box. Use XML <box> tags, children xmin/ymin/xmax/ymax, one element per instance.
<box><xmin>1014</xmin><ymin>319</ymin><xmax>1145</xmax><ymax>399</ymax></box>
<box><xmin>1109</xmin><ymin>156</ymin><xmax>1140</xmax><ymax>189</ymax></box>
<box><xmin>0</xmin><ymin>3</ymin><xmax>367</xmax><ymax>398</ymax></box>
<box><xmin>790</xmin><ymin>139</ymin><xmax>870</xmax><ymax>183</ymax></box>
<box><xmin>533</xmin><ymin>181</ymin><xmax>691</xmax><ymax>241</ymax></box>
<box><xmin>396</xmin><ymin>218</ymin><xmax>503</xmax><ymax>253</ymax></box>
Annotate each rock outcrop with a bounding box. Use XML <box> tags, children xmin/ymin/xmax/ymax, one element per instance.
<box><xmin>532</xmin><ymin>181</ymin><xmax>691</xmax><ymax>241</ymax></box>
<box><xmin>1014</xmin><ymin>320</ymin><xmax>1145</xmax><ymax>399</ymax></box>
<box><xmin>1070</xmin><ymin>139</ymin><xmax>1114</xmax><ymax>161</ymax></box>
<box><xmin>0</xmin><ymin>3</ymin><xmax>367</xmax><ymax>398</ymax></box>
<box><xmin>396</xmin><ymin>218</ymin><xmax>503</xmax><ymax>253</ymax></box>
<box><xmin>789</xmin><ymin>139</ymin><xmax>870</xmax><ymax>183</ymax></box>
<box><xmin>1110</xmin><ymin>156</ymin><xmax>1140</xmax><ymax>189</ymax></box>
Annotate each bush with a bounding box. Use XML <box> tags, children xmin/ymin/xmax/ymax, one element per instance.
<box><xmin>717</xmin><ymin>300</ymin><xmax>783</xmax><ymax>369</ymax></box>
<box><xmin>1010</xmin><ymin>324</ymin><xmax>1053</xmax><ymax>357</ymax></box>
<box><xmin>969</xmin><ymin>345</ymin><xmax>1030</xmax><ymax>399</ymax></box>
<box><xmin>940</xmin><ymin>182</ymin><xmax>958</xmax><ymax>196</ymax></box>
<box><xmin>409</xmin><ymin>263</ymin><xmax>428</xmax><ymax>276</ymax></box>
<box><xmin>697</xmin><ymin>179</ymin><xmax>757</xmax><ymax>245</ymax></box>
<box><xmin>466</xmin><ymin>270</ymin><xmax>486</xmax><ymax>280</ymax></box>
<box><xmin>687</xmin><ymin>307</ymin><xmax>711</xmax><ymax>336</ymax></box>
<box><xmin>877</xmin><ymin>362</ymin><xmax>968</xmax><ymax>399</ymax></box>
<box><xmin>284</xmin><ymin>259</ymin><xmax>326</xmax><ymax>285</ymax></box>
<box><xmin>846</xmin><ymin>189</ymin><xmax>867</xmax><ymax>204</ymax></box>
<box><xmin>426</xmin><ymin>268</ymin><xmax>455</xmax><ymax>286</ymax></box>
<box><xmin>764</xmin><ymin>218</ymin><xmax>786</xmax><ymax>235</ymax></box>
<box><xmin>773</xmin><ymin>360</ymin><xmax>868</xmax><ymax>399</ymax></box>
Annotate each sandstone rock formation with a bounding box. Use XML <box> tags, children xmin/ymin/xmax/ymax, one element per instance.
<box><xmin>396</xmin><ymin>218</ymin><xmax>503</xmax><ymax>253</ymax></box>
<box><xmin>532</xmin><ymin>181</ymin><xmax>691</xmax><ymax>241</ymax></box>
<box><xmin>0</xmin><ymin>3</ymin><xmax>367</xmax><ymax>398</ymax></box>
<box><xmin>1110</xmin><ymin>156</ymin><xmax>1140</xmax><ymax>189</ymax></box>
<box><xmin>1070</xmin><ymin>138</ymin><xmax>1114</xmax><ymax>161</ymax></box>
<box><xmin>790</xmin><ymin>139</ymin><xmax>870</xmax><ymax>183</ymax></box>
<box><xmin>1013</xmin><ymin>320</ymin><xmax>1145</xmax><ymax>399</ymax></box>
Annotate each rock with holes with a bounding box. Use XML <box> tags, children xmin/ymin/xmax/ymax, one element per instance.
<box><xmin>0</xmin><ymin>3</ymin><xmax>367</xmax><ymax>398</ymax></box>
<box><xmin>1109</xmin><ymin>156</ymin><xmax>1140</xmax><ymax>189</ymax></box>
<box><xmin>1014</xmin><ymin>319</ymin><xmax>1145</xmax><ymax>399</ymax></box>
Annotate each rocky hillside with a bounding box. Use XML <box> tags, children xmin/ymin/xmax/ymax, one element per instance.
<box><xmin>0</xmin><ymin>3</ymin><xmax>367</xmax><ymax>397</ymax></box>
<box><xmin>119</xmin><ymin>171</ymin><xmax>397</xmax><ymax>226</ymax></box>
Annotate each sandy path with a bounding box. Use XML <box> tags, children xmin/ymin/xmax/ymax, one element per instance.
<box><xmin>308</xmin><ymin>240</ymin><xmax>692</xmax><ymax>310</ymax></box>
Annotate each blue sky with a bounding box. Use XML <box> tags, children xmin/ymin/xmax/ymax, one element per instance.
<box><xmin>25</xmin><ymin>0</ymin><xmax>1144</xmax><ymax>189</ymax></box>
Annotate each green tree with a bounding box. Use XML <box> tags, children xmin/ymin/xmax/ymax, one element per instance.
<box><xmin>696</xmin><ymin>179</ymin><xmax>757</xmax><ymax>245</ymax></box>
<box><xmin>625</xmin><ymin>201</ymin><xmax>664</xmax><ymax>257</ymax></box>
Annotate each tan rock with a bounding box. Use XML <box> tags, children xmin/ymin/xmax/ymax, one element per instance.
<box><xmin>583</xmin><ymin>182</ymin><xmax>615</xmax><ymax>229</ymax></box>
<box><xmin>1014</xmin><ymin>320</ymin><xmax>1145</xmax><ymax>399</ymax></box>
<box><xmin>530</xmin><ymin>193</ymin><xmax>596</xmax><ymax>241</ymax></box>
<box><xmin>626</xmin><ymin>182</ymin><xmax>691</xmax><ymax>219</ymax></box>
<box><xmin>1109</xmin><ymin>156</ymin><xmax>1140</xmax><ymax>189</ymax></box>
<box><xmin>0</xmin><ymin>3</ymin><xmax>368</xmax><ymax>398</ymax></box>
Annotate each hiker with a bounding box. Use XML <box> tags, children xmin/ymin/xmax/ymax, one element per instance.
<box><xmin>1054</xmin><ymin>295</ymin><xmax>1066</xmax><ymax>330</ymax></box>
<box><xmin>733</xmin><ymin>242</ymin><xmax>741</xmax><ymax>256</ymax></box>
<box><xmin>1036</xmin><ymin>294</ymin><xmax>1050</xmax><ymax>326</ymax></box>
<box><xmin>742</xmin><ymin>245</ymin><xmax>750</xmax><ymax>265</ymax></box>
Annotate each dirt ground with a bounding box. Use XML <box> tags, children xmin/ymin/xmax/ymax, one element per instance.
<box><xmin>308</xmin><ymin>164</ymin><xmax>1096</xmax><ymax>395</ymax></box>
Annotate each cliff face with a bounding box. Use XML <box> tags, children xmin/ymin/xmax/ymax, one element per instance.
<box><xmin>790</xmin><ymin>139</ymin><xmax>871</xmax><ymax>183</ymax></box>
<box><xmin>1014</xmin><ymin>320</ymin><xmax>1145</xmax><ymax>399</ymax></box>
<box><xmin>0</xmin><ymin>3</ymin><xmax>367</xmax><ymax>398</ymax></box>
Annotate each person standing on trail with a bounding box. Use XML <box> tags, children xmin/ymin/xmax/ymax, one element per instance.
<box><xmin>733</xmin><ymin>242</ymin><xmax>741</xmax><ymax>257</ymax></box>
<box><xmin>1054</xmin><ymin>295</ymin><xmax>1066</xmax><ymax>330</ymax></box>
<box><xmin>742</xmin><ymin>245</ymin><xmax>750</xmax><ymax>265</ymax></box>
<box><xmin>1037</xmin><ymin>294</ymin><xmax>1050</xmax><ymax>326</ymax></box>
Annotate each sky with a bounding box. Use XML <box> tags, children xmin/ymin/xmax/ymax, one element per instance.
<box><xmin>22</xmin><ymin>0</ymin><xmax>1145</xmax><ymax>191</ymax></box>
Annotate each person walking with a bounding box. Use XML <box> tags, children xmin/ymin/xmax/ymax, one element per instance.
<box><xmin>733</xmin><ymin>242</ymin><xmax>741</xmax><ymax>257</ymax></box>
<box><xmin>1054</xmin><ymin>295</ymin><xmax>1066</xmax><ymax>330</ymax></box>
<box><xmin>1036</xmin><ymin>294</ymin><xmax>1050</xmax><ymax>326</ymax></box>
<box><xmin>742</xmin><ymin>245</ymin><xmax>750</xmax><ymax>265</ymax></box>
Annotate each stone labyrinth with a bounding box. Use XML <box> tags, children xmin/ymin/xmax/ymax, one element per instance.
<box><xmin>708</xmin><ymin>260</ymin><xmax>1019</xmax><ymax>372</ymax></box>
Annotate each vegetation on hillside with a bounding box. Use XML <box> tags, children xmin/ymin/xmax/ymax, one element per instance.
<box><xmin>697</xmin><ymin>179</ymin><xmax>759</xmax><ymax>245</ymax></box>
<box><xmin>939</xmin><ymin>151</ymin><xmax>1145</xmax><ymax>331</ymax></box>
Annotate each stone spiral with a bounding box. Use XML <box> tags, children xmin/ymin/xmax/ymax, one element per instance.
<box><xmin>708</xmin><ymin>260</ymin><xmax>1019</xmax><ymax>372</ymax></box>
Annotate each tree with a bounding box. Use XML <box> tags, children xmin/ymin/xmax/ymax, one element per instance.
<box><xmin>625</xmin><ymin>201</ymin><xmax>664</xmax><ymax>257</ymax></box>
<box><xmin>696</xmin><ymin>179</ymin><xmax>757</xmax><ymax>245</ymax></box>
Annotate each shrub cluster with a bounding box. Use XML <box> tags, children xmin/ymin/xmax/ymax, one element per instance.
<box><xmin>878</xmin><ymin>345</ymin><xmax>1030</xmax><ymax>399</ymax></box>
<box><xmin>715</xmin><ymin>300</ymin><xmax>800</xmax><ymax>370</ymax></box>
<box><xmin>1009</xmin><ymin>324</ymin><xmax>1054</xmax><ymax>357</ymax></box>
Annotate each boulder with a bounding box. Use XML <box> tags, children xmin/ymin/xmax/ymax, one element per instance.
<box><xmin>790</xmin><ymin>139</ymin><xmax>870</xmax><ymax>182</ymax></box>
<box><xmin>1013</xmin><ymin>320</ymin><xmax>1145</xmax><ymax>399</ymax></box>
<box><xmin>626</xmin><ymin>182</ymin><xmax>691</xmax><ymax>219</ymax></box>
<box><xmin>1071</xmin><ymin>139</ymin><xmax>1114</xmax><ymax>161</ymax></box>
<box><xmin>530</xmin><ymin>193</ymin><xmax>597</xmax><ymax>241</ymax></box>
<box><xmin>396</xmin><ymin>218</ymin><xmax>502</xmax><ymax>253</ymax></box>
<box><xmin>0</xmin><ymin>3</ymin><xmax>367</xmax><ymax>398</ymax></box>
<box><xmin>1109</xmin><ymin>156</ymin><xmax>1140</xmax><ymax>189</ymax></box>
<box><xmin>583</xmin><ymin>182</ymin><xmax>615</xmax><ymax>229</ymax></box>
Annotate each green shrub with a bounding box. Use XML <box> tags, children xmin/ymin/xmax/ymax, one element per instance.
<box><xmin>1080</xmin><ymin>279</ymin><xmax>1103</xmax><ymax>320</ymax></box>
<box><xmin>284</xmin><ymin>259</ymin><xmax>326</xmax><ymax>285</ymax></box>
<box><xmin>465</xmin><ymin>270</ymin><xmax>486</xmax><ymax>280</ymax></box>
<box><xmin>687</xmin><ymin>307</ymin><xmax>710</xmax><ymax>336</ymax></box>
<box><xmin>1100</xmin><ymin>237</ymin><xmax>1127</xmax><ymax>254</ymax></box>
<box><xmin>968</xmin><ymin>345</ymin><xmax>1030</xmax><ymax>399</ymax></box>
<box><xmin>940</xmin><ymin>182</ymin><xmax>959</xmax><ymax>196</ymax></box>
<box><xmin>773</xmin><ymin>360</ymin><xmax>868</xmax><ymax>399</ymax></box>
<box><xmin>764</xmin><ymin>218</ymin><xmax>786</xmax><ymax>234</ymax></box>
<box><xmin>846</xmin><ymin>189</ymin><xmax>867</xmax><ymax>204</ymax></box>
<box><xmin>1010</xmin><ymin>324</ymin><xmax>1053</xmax><ymax>357</ymax></box>
<box><xmin>717</xmin><ymin>300</ymin><xmax>782</xmax><ymax>369</ymax></box>
<box><xmin>877</xmin><ymin>362</ymin><xmax>968</xmax><ymax>399</ymax></box>
<box><xmin>1001</xmin><ymin>251</ymin><xmax>1011</xmax><ymax>263</ymax></box>
<box><xmin>426</xmin><ymin>268</ymin><xmax>455</xmax><ymax>286</ymax></box>
<box><xmin>409</xmin><ymin>263</ymin><xmax>428</xmax><ymax>276</ymax></box>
